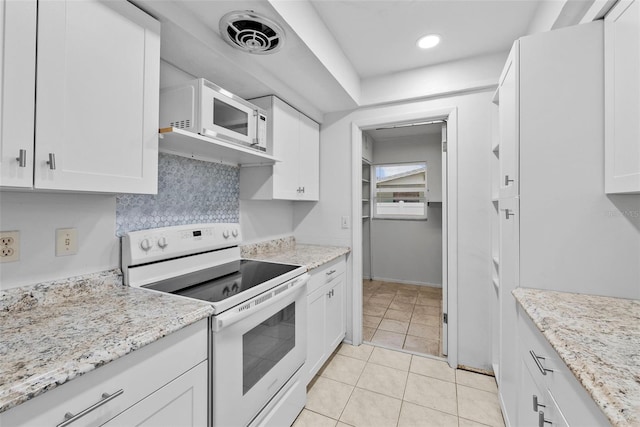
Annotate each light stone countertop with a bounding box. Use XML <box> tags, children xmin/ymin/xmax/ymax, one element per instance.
<box><xmin>512</xmin><ymin>288</ymin><xmax>640</xmax><ymax>426</ymax></box>
<box><xmin>0</xmin><ymin>269</ymin><xmax>214</xmax><ymax>414</ymax></box>
<box><xmin>241</xmin><ymin>238</ymin><xmax>350</xmax><ymax>271</ymax></box>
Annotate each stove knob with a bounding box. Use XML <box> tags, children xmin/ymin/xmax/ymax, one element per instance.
<box><xmin>222</xmin><ymin>230</ymin><xmax>230</xmax><ymax>239</ymax></box>
<box><xmin>232</xmin><ymin>229</ymin><xmax>239</xmax><ymax>238</ymax></box>
<box><xmin>222</xmin><ymin>286</ymin><xmax>230</xmax><ymax>296</ymax></box>
<box><xmin>157</xmin><ymin>237</ymin><xmax>168</xmax><ymax>249</ymax></box>
<box><xmin>140</xmin><ymin>238</ymin><xmax>152</xmax><ymax>252</ymax></box>
<box><xmin>232</xmin><ymin>282</ymin><xmax>239</xmax><ymax>293</ymax></box>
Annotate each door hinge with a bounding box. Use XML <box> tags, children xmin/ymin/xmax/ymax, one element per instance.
<box><xmin>443</xmin><ymin>313</ymin><xmax>448</xmax><ymax>324</ymax></box>
<box><xmin>442</xmin><ymin>142</ymin><xmax>447</xmax><ymax>153</ymax></box>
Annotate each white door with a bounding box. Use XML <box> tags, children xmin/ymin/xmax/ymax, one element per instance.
<box><xmin>272</xmin><ymin>97</ymin><xmax>301</xmax><ymax>200</ymax></box>
<box><xmin>0</xmin><ymin>0</ymin><xmax>36</xmax><ymax>188</ymax></box>
<box><xmin>498</xmin><ymin>43</ymin><xmax>520</xmax><ymax>199</ymax></box>
<box><xmin>441</xmin><ymin>122</ymin><xmax>448</xmax><ymax>356</ymax></box>
<box><xmin>298</xmin><ymin>113</ymin><xmax>320</xmax><ymax>201</ymax></box>
<box><xmin>34</xmin><ymin>0</ymin><xmax>159</xmax><ymax>194</ymax></box>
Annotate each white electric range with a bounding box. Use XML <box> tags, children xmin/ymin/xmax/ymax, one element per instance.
<box><xmin>121</xmin><ymin>223</ymin><xmax>308</xmax><ymax>427</ymax></box>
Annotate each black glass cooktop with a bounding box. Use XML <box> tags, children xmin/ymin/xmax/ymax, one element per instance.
<box><xmin>144</xmin><ymin>259</ymin><xmax>301</xmax><ymax>304</ymax></box>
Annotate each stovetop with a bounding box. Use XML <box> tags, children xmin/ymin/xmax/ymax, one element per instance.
<box><xmin>143</xmin><ymin>258</ymin><xmax>303</xmax><ymax>311</ymax></box>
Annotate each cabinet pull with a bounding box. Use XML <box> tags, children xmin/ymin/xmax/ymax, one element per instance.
<box><xmin>302</xmin><ymin>186</ymin><xmax>305</xmax><ymax>193</ymax></box>
<box><xmin>504</xmin><ymin>175</ymin><xmax>514</xmax><ymax>186</ymax></box>
<box><xmin>47</xmin><ymin>153</ymin><xmax>56</xmax><ymax>170</ymax></box>
<box><xmin>326</xmin><ymin>269</ymin><xmax>337</xmax><ymax>276</ymax></box>
<box><xmin>327</xmin><ymin>289</ymin><xmax>334</xmax><ymax>298</ymax></box>
<box><xmin>57</xmin><ymin>389</ymin><xmax>124</xmax><ymax>427</ymax></box>
<box><xmin>533</xmin><ymin>395</ymin><xmax>546</xmax><ymax>412</ymax></box>
<box><xmin>530</xmin><ymin>350</ymin><xmax>553</xmax><ymax>375</ymax></box>
<box><xmin>538</xmin><ymin>410</ymin><xmax>552</xmax><ymax>427</ymax></box>
<box><xmin>16</xmin><ymin>149</ymin><xmax>27</xmax><ymax>167</ymax></box>
<box><xmin>505</xmin><ymin>209</ymin><xmax>515</xmax><ymax>219</ymax></box>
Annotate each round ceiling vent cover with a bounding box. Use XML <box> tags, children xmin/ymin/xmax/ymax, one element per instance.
<box><xmin>220</xmin><ymin>11</ymin><xmax>285</xmax><ymax>55</ymax></box>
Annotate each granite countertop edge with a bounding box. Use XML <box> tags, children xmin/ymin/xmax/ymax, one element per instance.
<box><xmin>512</xmin><ymin>287</ymin><xmax>639</xmax><ymax>427</ymax></box>
<box><xmin>0</xmin><ymin>269</ymin><xmax>214</xmax><ymax>414</ymax></box>
<box><xmin>242</xmin><ymin>242</ymin><xmax>351</xmax><ymax>271</ymax></box>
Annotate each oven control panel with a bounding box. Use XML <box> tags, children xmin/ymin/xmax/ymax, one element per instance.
<box><xmin>122</xmin><ymin>223</ymin><xmax>242</xmax><ymax>267</ymax></box>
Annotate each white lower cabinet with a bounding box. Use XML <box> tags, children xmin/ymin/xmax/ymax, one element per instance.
<box><xmin>304</xmin><ymin>256</ymin><xmax>346</xmax><ymax>384</ymax></box>
<box><xmin>0</xmin><ymin>319</ymin><xmax>208</xmax><ymax>427</ymax></box>
<box><xmin>517</xmin><ymin>307</ymin><xmax>610</xmax><ymax>426</ymax></box>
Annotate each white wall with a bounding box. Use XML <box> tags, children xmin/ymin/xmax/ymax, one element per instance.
<box><xmin>369</xmin><ymin>134</ymin><xmax>443</xmax><ymax>286</ymax></box>
<box><xmin>240</xmin><ymin>200</ymin><xmax>294</xmax><ymax>244</ymax></box>
<box><xmin>294</xmin><ymin>90</ymin><xmax>495</xmax><ymax>370</ymax></box>
<box><xmin>0</xmin><ymin>192</ymin><xmax>119</xmax><ymax>289</ymax></box>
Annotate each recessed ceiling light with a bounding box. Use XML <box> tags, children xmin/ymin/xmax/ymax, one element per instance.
<box><xmin>417</xmin><ymin>34</ymin><xmax>441</xmax><ymax>49</ymax></box>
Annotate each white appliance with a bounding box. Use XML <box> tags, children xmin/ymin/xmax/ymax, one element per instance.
<box><xmin>160</xmin><ymin>78</ymin><xmax>268</xmax><ymax>152</ymax></box>
<box><xmin>121</xmin><ymin>223</ymin><xmax>308</xmax><ymax>427</ymax></box>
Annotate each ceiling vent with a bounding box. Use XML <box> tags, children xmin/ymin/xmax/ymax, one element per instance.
<box><xmin>219</xmin><ymin>11</ymin><xmax>285</xmax><ymax>55</ymax></box>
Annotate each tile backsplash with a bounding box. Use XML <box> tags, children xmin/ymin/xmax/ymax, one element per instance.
<box><xmin>116</xmin><ymin>153</ymin><xmax>239</xmax><ymax>236</ymax></box>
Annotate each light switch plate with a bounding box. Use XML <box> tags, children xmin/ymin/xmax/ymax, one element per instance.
<box><xmin>0</xmin><ymin>230</ymin><xmax>20</xmax><ymax>263</ymax></box>
<box><xmin>56</xmin><ymin>228</ymin><xmax>78</xmax><ymax>256</ymax></box>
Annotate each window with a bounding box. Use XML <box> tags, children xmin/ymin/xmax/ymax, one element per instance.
<box><xmin>373</xmin><ymin>162</ymin><xmax>427</xmax><ymax>219</ymax></box>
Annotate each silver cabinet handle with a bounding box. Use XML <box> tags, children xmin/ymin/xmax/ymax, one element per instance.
<box><xmin>47</xmin><ymin>153</ymin><xmax>56</xmax><ymax>170</ymax></box>
<box><xmin>538</xmin><ymin>411</ymin><xmax>552</xmax><ymax>427</ymax></box>
<box><xmin>57</xmin><ymin>389</ymin><xmax>124</xmax><ymax>427</ymax></box>
<box><xmin>530</xmin><ymin>350</ymin><xmax>553</xmax><ymax>375</ymax></box>
<box><xmin>326</xmin><ymin>269</ymin><xmax>337</xmax><ymax>276</ymax></box>
<box><xmin>533</xmin><ymin>395</ymin><xmax>546</xmax><ymax>412</ymax></box>
<box><xmin>327</xmin><ymin>289</ymin><xmax>334</xmax><ymax>298</ymax></box>
<box><xmin>505</xmin><ymin>209</ymin><xmax>515</xmax><ymax>219</ymax></box>
<box><xmin>504</xmin><ymin>175</ymin><xmax>514</xmax><ymax>186</ymax></box>
<box><xmin>16</xmin><ymin>149</ymin><xmax>27</xmax><ymax>167</ymax></box>
<box><xmin>302</xmin><ymin>186</ymin><xmax>305</xmax><ymax>193</ymax></box>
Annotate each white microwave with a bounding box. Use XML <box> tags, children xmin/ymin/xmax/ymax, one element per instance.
<box><xmin>160</xmin><ymin>78</ymin><xmax>268</xmax><ymax>151</ymax></box>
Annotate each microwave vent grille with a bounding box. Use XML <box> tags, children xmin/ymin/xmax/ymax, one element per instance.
<box><xmin>170</xmin><ymin>120</ymin><xmax>191</xmax><ymax>129</ymax></box>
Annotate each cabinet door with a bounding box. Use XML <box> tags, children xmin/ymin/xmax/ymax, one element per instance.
<box><xmin>104</xmin><ymin>362</ymin><xmax>208</xmax><ymax>427</ymax></box>
<box><xmin>34</xmin><ymin>0</ymin><xmax>159</xmax><ymax>194</ymax></box>
<box><xmin>605</xmin><ymin>0</ymin><xmax>640</xmax><ymax>193</ymax></box>
<box><xmin>498</xmin><ymin>197</ymin><xmax>519</xmax><ymax>425</ymax></box>
<box><xmin>298</xmin><ymin>113</ymin><xmax>320</xmax><ymax>201</ymax></box>
<box><xmin>271</xmin><ymin>97</ymin><xmax>301</xmax><ymax>200</ymax></box>
<box><xmin>0</xmin><ymin>0</ymin><xmax>36</xmax><ymax>188</ymax></box>
<box><xmin>304</xmin><ymin>288</ymin><xmax>327</xmax><ymax>384</ymax></box>
<box><xmin>517</xmin><ymin>359</ymin><xmax>545</xmax><ymax>427</ymax></box>
<box><xmin>325</xmin><ymin>275</ymin><xmax>346</xmax><ymax>352</ymax></box>
<box><xmin>498</xmin><ymin>43</ymin><xmax>519</xmax><ymax>199</ymax></box>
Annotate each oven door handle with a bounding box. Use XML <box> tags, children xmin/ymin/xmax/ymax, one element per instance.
<box><xmin>212</xmin><ymin>273</ymin><xmax>309</xmax><ymax>332</ymax></box>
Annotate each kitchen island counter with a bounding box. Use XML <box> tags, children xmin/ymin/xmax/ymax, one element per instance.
<box><xmin>512</xmin><ymin>287</ymin><xmax>640</xmax><ymax>426</ymax></box>
<box><xmin>0</xmin><ymin>269</ymin><xmax>213</xmax><ymax>414</ymax></box>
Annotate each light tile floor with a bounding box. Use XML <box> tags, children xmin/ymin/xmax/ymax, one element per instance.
<box><xmin>363</xmin><ymin>280</ymin><xmax>443</xmax><ymax>357</ymax></box>
<box><xmin>294</xmin><ymin>344</ymin><xmax>505</xmax><ymax>427</ymax></box>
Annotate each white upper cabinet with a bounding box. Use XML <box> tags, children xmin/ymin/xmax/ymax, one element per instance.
<box><xmin>240</xmin><ymin>95</ymin><xmax>320</xmax><ymax>201</ymax></box>
<box><xmin>0</xmin><ymin>0</ymin><xmax>160</xmax><ymax>194</ymax></box>
<box><xmin>605</xmin><ymin>0</ymin><xmax>640</xmax><ymax>194</ymax></box>
<box><xmin>497</xmin><ymin>43</ymin><xmax>519</xmax><ymax>199</ymax></box>
<box><xmin>0</xmin><ymin>0</ymin><xmax>37</xmax><ymax>188</ymax></box>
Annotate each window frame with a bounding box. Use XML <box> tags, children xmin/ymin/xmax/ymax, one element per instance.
<box><xmin>371</xmin><ymin>161</ymin><xmax>428</xmax><ymax>221</ymax></box>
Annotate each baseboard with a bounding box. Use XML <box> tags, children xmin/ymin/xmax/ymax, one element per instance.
<box><xmin>371</xmin><ymin>276</ymin><xmax>442</xmax><ymax>288</ymax></box>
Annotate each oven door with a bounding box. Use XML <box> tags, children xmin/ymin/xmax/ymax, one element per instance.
<box><xmin>211</xmin><ymin>275</ymin><xmax>308</xmax><ymax>427</ymax></box>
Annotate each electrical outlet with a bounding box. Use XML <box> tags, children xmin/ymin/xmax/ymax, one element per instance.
<box><xmin>0</xmin><ymin>231</ymin><xmax>20</xmax><ymax>263</ymax></box>
<box><xmin>341</xmin><ymin>216</ymin><xmax>350</xmax><ymax>229</ymax></box>
<box><xmin>56</xmin><ymin>228</ymin><xmax>78</xmax><ymax>256</ymax></box>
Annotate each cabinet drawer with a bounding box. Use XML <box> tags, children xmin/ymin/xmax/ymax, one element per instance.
<box><xmin>518</xmin><ymin>308</ymin><xmax>609</xmax><ymax>426</ymax></box>
<box><xmin>307</xmin><ymin>256</ymin><xmax>346</xmax><ymax>295</ymax></box>
<box><xmin>1</xmin><ymin>319</ymin><xmax>207</xmax><ymax>427</ymax></box>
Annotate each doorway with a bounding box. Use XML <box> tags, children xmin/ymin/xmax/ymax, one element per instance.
<box><xmin>350</xmin><ymin>107</ymin><xmax>458</xmax><ymax>368</ymax></box>
<box><xmin>362</xmin><ymin>123</ymin><xmax>445</xmax><ymax>357</ymax></box>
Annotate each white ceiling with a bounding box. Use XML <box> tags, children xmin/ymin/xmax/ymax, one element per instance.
<box><xmin>310</xmin><ymin>0</ymin><xmax>540</xmax><ymax>79</ymax></box>
<box><xmin>133</xmin><ymin>0</ymin><xmax>597</xmax><ymax>121</ymax></box>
